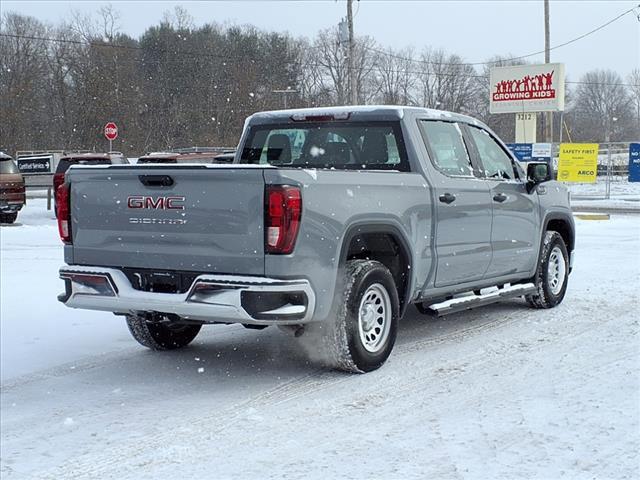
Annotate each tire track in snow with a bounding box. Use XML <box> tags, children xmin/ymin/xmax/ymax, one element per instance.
<box><xmin>29</xmin><ymin>308</ymin><xmax>533</xmax><ymax>479</ymax></box>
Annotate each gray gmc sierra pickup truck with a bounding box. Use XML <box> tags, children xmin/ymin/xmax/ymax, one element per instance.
<box><xmin>57</xmin><ymin>106</ymin><xmax>574</xmax><ymax>373</ymax></box>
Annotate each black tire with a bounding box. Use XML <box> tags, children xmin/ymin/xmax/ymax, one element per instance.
<box><xmin>126</xmin><ymin>313</ymin><xmax>202</xmax><ymax>350</ymax></box>
<box><xmin>315</xmin><ymin>260</ymin><xmax>399</xmax><ymax>373</ymax></box>
<box><xmin>0</xmin><ymin>212</ymin><xmax>18</xmax><ymax>224</ymax></box>
<box><xmin>526</xmin><ymin>231</ymin><xmax>570</xmax><ymax>309</ymax></box>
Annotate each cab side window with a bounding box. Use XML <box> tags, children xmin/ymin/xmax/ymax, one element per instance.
<box><xmin>468</xmin><ymin>126</ymin><xmax>517</xmax><ymax>180</ymax></box>
<box><xmin>419</xmin><ymin>120</ymin><xmax>474</xmax><ymax>177</ymax></box>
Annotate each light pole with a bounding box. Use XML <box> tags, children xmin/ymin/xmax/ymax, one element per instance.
<box><xmin>347</xmin><ymin>0</ymin><xmax>357</xmax><ymax>105</ymax></box>
<box><xmin>543</xmin><ymin>0</ymin><xmax>553</xmax><ymax>143</ymax></box>
<box><xmin>605</xmin><ymin>116</ymin><xmax>617</xmax><ymax>199</ymax></box>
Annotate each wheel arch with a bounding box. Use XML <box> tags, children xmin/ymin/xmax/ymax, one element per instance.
<box><xmin>543</xmin><ymin>212</ymin><xmax>575</xmax><ymax>253</ymax></box>
<box><xmin>339</xmin><ymin>221</ymin><xmax>415</xmax><ymax>317</ymax></box>
<box><xmin>536</xmin><ymin>212</ymin><xmax>575</xmax><ymax>274</ymax></box>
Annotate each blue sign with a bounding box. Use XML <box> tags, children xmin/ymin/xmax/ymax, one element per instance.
<box><xmin>506</xmin><ymin>143</ymin><xmax>552</xmax><ymax>163</ymax></box>
<box><xmin>506</xmin><ymin>143</ymin><xmax>533</xmax><ymax>161</ymax></box>
<box><xmin>630</xmin><ymin>143</ymin><xmax>640</xmax><ymax>183</ymax></box>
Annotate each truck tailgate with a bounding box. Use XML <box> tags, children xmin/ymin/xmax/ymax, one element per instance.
<box><xmin>68</xmin><ymin>165</ymin><xmax>265</xmax><ymax>275</ymax></box>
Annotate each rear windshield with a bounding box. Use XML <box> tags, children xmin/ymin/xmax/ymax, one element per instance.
<box><xmin>240</xmin><ymin>122</ymin><xmax>409</xmax><ymax>171</ymax></box>
<box><xmin>0</xmin><ymin>159</ymin><xmax>19</xmax><ymax>174</ymax></box>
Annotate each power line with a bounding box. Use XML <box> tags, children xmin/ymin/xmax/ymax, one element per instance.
<box><xmin>2</xmin><ymin>4</ymin><xmax>637</xmax><ymax>69</ymax></box>
<box><xmin>2</xmin><ymin>49</ymin><xmax>638</xmax><ymax>88</ymax></box>
<box><xmin>0</xmin><ymin>32</ymin><xmax>265</xmax><ymax>62</ymax></box>
<box><xmin>2</xmin><ymin>28</ymin><xmax>639</xmax><ymax>89</ymax></box>
<box><xmin>364</xmin><ymin>5</ymin><xmax>639</xmax><ymax>67</ymax></box>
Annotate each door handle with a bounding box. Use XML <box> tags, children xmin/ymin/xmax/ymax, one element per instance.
<box><xmin>439</xmin><ymin>193</ymin><xmax>456</xmax><ymax>204</ymax></box>
<box><xmin>493</xmin><ymin>193</ymin><xmax>508</xmax><ymax>203</ymax></box>
<box><xmin>139</xmin><ymin>175</ymin><xmax>174</xmax><ymax>187</ymax></box>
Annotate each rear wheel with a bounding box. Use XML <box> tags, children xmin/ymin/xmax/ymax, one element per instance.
<box><xmin>526</xmin><ymin>231</ymin><xmax>569</xmax><ymax>309</ymax></box>
<box><xmin>314</xmin><ymin>260</ymin><xmax>399</xmax><ymax>373</ymax></box>
<box><xmin>126</xmin><ymin>313</ymin><xmax>202</xmax><ymax>350</ymax></box>
<box><xmin>0</xmin><ymin>212</ymin><xmax>18</xmax><ymax>224</ymax></box>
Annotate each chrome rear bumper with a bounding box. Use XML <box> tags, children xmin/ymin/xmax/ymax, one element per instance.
<box><xmin>59</xmin><ymin>266</ymin><xmax>316</xmax><ymax>325</ymax></box>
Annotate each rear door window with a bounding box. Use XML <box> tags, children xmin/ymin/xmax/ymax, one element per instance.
<box><xmin>468</xmin><ymin>126</ymin><xmax>518</xmax><ymax>180</ymax></box>
<box><xmin>418</xmin><ymin>120</ymin><xmax>474</xmax><ymax>177</ymax></box>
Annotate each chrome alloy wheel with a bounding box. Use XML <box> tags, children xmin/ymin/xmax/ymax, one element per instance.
<box><xmin>357</xmin><ymin>283</ymin><xmax>392</xmax><ymax>353</ymax></box>
<box><xmin>547</xmin><ymin>245</ymin><xmax>566</xmax><ymax>295</ymax></box>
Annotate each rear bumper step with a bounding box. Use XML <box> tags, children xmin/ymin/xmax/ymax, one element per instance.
<box><xmin>59</xmin><ymin>266</ymin><xmax>316</xmax><ymax>325</ymax></box>
<box><xmin>425</xmin><ymin>283</ymin><xmax>537</xmax><ymax>316</ymax></box>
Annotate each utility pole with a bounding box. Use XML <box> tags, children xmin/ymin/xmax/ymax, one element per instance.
<box><xmin>544</xmin><ymin>0</ymin><xmax>553</xmax><ymax>142</ymax></box>
<box><xmin>347</xmin><ymin>0</ymin><xmax>357</xmax><ymax>105</ymax></box>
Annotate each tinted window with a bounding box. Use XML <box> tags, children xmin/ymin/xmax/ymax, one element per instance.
<box><xmin>0</xmin><ymin>159</ymin><xmax>19</xmax><ymax>174</ymax></box>
<box><xmin>137</xmin><ymin>157</ymin><xmax>177</xmax><ymax>164</ymax></box>
<box><xmin>419</xmin><ymin>121</ymin><xmax>473</xmax><ymax>176</ymax></box>
<box><xmin>468</xmin><ymin>127</ymin><xmax>517</xmax><ymax>180</ymax></box>
<box><xmin>241</xmin><ymin>122</ymin><xmax>409</xmax><ymax>171</ymax></box>
<box><xmin>56</xmin><ymin>158</ymin><xmax>110</xmax><ymax>174</ymax></box>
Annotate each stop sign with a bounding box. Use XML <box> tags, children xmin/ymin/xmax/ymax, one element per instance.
<box><xmin>104</xmin><ymin>122</ymin><xmax>118</xmax><ymax>141</ymax></box>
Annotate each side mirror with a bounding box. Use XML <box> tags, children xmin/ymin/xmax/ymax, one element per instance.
<box><xmin>527</xmin><ymin>162</ymin><xmax>552</xmax><ymax>192</ymax></box>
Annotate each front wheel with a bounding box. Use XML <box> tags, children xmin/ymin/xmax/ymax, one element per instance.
<box><xmin>526</xmin><ymin>231</ymin><xmax>569</xmax><ymax>309</ymax></box>
<box><xmin>0</xmin><ymin>212</ymin><xmax>18</xmax><ymax>224</ymax></box>
<box><xmin>126</xmin><ymin>313</ymin><xmax>202</xmax><ymax>350</ymax></box>
<box><xmin>315</xmin><ymin>260</ymin><xmax>399</xmax><ymax>373</ymax></box>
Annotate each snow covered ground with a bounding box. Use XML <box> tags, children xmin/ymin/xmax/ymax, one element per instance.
<box><xmin>567</xmin><ymin>179</ymin><xmax>640</xmax><ymax>198</ymax></box>
<box><xmin>568</xmin><ymin>180</ymin><xmax>640</xmax><ymax>212</ymax></box>
<box><xmin>1</xmin><ymin>199</ymin><xmax>639</xmax><ymax>479</ymax></box>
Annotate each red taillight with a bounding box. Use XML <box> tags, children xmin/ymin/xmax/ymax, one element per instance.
<box><xmin>290</xmin><ymin>112</ymin><xmax>351</xmax><ymax>122</ymax></box>
<box><xmin>53</xmin><ymin>172</ymin><xmax>65</xmax><ymax>192</ymax></box>
<box><xmin>266</xmin><ymin>185</ymin><xmax>301</xmax><ymax>254</ymax></box>
<box><xmin>56</xmin><ymin>184</ymin><xmax>71</xmax><ymax>244</ymax></box>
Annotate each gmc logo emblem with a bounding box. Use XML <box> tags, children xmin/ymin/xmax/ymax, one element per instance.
<box><xmin>127</xmin><ymin>195</ymin><xmax>185</xmax><ymax>210</ymax></box>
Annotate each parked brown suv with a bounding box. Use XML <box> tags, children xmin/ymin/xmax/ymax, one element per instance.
<box><xmin>0</xmin><ymin>152</ymin><xmax>26</xmax><ymax>224</ymax></box>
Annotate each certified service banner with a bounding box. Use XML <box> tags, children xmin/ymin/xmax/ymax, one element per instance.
<box><xmin>557</xmin><ymin>143</ymin><xmax>599</xmax><ymax>183</ymax></box>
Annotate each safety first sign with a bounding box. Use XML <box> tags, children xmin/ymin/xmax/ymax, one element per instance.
<box><xmin>557</xmin><ymin>144</ymin><xmax>599</xmax><ymax>183</ymax></box>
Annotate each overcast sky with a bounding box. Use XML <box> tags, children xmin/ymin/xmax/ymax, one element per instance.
<box><xmin>3</xmin><ymin>0</ymin><xmax>639</xmax><ymax>79</ymax></box>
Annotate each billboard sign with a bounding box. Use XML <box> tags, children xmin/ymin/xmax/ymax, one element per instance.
<box><xmin>490</xmin><ymin>63</ymin><xmax>565</xmax><ymax>114</ymax></box>
<box><xmin>557</xmin><ymin>143</ymin><xmax>599</xmax><ymax>183</ymax></box>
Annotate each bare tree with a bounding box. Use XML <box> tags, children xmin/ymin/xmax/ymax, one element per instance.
<box><xmin>98</xmin><ymin>4</ymin><xmax>120</xmax><ymax>42</ymax></box>
<box><xmin>0</xmin><ymin>13</ymin><xmax>50</xmax><ymax>153</ymax></box>
<box><xmin>313</xmin><ymin>28</ymin><xmax>349</xmax><ymax>105</ymax></box>
<box><xmin>415</xmin><ymin>48</ymin><xmax>479</xmax><ymax>113</ymax></box>
<box><xmin>162</xmin><ymin>6</ymin><xmax>194</xmax><ymax>31</ymax></box>
<box><xmin>308</xmin><ymin>28</ymin><xmax>377</xmax><ymax>106</ymax></box>
<box><xmin>569</xmin><ymin>69</ymin><xmax>635</xmax><ymax>142</ymax></box>
<box><xmin>374</xmin><ymin>47</ymin><xmax>415</xmax><ymax>105</ymax></box>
